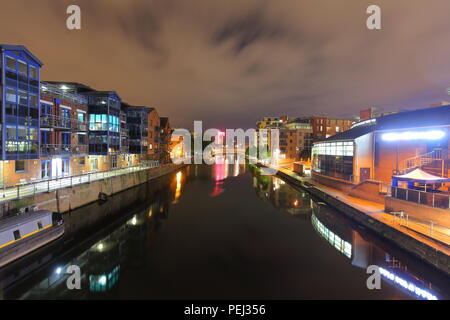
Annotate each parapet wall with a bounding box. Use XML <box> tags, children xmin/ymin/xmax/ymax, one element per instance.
<box><xmin>385</xmin><ymin>196</ymin><xmax>450</xmax><ymax>228</ymax></box>
<box><xmin>0</xmin><ymin>164</ymin><xmax>184</xmax><ymax>216</ymax></box>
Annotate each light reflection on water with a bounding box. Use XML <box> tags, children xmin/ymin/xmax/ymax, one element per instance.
<box><xmin>0</xmin><ymin>162</ymin><xmax>448</xmax><ymax>300</ymax></box>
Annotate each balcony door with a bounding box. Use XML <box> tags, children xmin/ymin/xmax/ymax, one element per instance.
<box><xmin>62</xmin><ymin>158</ymin><xmax>70</xmax><ymax>177</ymax></box>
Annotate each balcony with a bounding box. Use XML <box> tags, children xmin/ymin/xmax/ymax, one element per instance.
<box><xmin>41</xmin><ymin>144</ymin><xmax>88</xmax><ymax>156</ymax></box>
<box><xmin>40</xmin><ymin>115</ymin><xmax>88</xmax><ymax>131</ymax></box>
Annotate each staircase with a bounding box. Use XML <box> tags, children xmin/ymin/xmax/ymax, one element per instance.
<box><xmin>399</xmin><ymin>148</ymin><xmax>449</xmax><ymax>177</ymax></box>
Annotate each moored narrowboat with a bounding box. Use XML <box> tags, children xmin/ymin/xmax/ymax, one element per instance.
<box><xmin>0</xmin><ymin>211</ymin><xmax>64</xmax><ymax>268</ymax></box>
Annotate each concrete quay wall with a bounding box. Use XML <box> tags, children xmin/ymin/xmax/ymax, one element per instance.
<box><xmin>0</xmin><ymin>164</ymin><xmax>184</xmax><ymax>216</ymax></box>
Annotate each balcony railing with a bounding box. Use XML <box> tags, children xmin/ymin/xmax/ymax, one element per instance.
<box><xmin>41</xmin><ymin>144</ymin><xmax>88</xmax><ymax>156</ymax></box>
<box><xmin>40</xmin><ymin>115</ymin><xmax>88</xmax><ymax>131</ymax></box>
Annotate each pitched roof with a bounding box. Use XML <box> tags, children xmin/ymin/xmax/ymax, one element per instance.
<box><xmin>0</xmin><ymin>44</ymin><xmax>43</xmax><ymax>66</ymax></box>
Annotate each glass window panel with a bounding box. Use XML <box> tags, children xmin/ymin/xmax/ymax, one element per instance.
<box><xmin>18</xmin><ymin>126</ymin><xmax>27</xmax><ymax>140</ymax></box>
<box><xmin>6</xmin><ymin>56</ymin><xmax>16</xmax><ymax>70</ymax></box>
<box><xmin>18</xmin><ymin>90</ymin><xmax>27</xmax><ymax>105</ymax></box>
<box><xmin>29</xmin><ymin>65</ymin><xmax>38</xmax><ymax>79</ymax></box>
<box><xmin>29</xmin><ymin>94</ymin><xmax>38</xmax><ymax>107</ymax></box>
<box><xmin>6</xmin><ymin>126</ymin><xmax>16</xmax><ymax>139</ymax></box>
<box><xmin>18</xmin><ymin>61</ymin><xmax>27</xmax><ymax>75</ymax></box>
<box><xmin>6</xmin><ymin>87</ymin><xmax>17</xmax><ymax>103</ymax></box>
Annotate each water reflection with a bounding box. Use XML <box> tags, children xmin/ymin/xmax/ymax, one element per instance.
<box><xmin>250</xmin><ymin>165</ymin><xmax>447</xmax><ymax>300</ymax></box>
<box><xmin>1</xmin><ymin>163</ymin><xmax>449</xmax><ymax>300</ymax></box>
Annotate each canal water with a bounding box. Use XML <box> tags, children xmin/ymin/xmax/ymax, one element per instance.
<box><xmin>0</xmin><ymin>161</ymin><xmax>449</xmax><ymax>299</ymax></box>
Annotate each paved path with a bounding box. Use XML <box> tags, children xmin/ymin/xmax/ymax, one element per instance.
<box><xmin>270</xmin><ymin>165</ymin><xmax>450</xmax><ymax>251</ymax></box>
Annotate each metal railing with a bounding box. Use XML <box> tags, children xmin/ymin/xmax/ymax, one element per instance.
<box><xmin>0</xmin><ymin>161</ymin><xmax>160</xmax><ymax>204</ymax></box>
<box><xmin>391</xmin><ymin>186</ymin><xmax>450</xmax><ymax>209</ymax></box>
<box><xmin>40</xmin><ymin>115</ymin><xmax>88</xmax><ymax>131</ymax></box>
<box><xmin>400</xmin><ymin>148</ymin><xmax>448</xmax><ymax>174</ymax></box>
<box><xmin>41</xmin><ymin>144</ymin><xmax>88</xmax><ymax>156</ymax></box>
<box><xmin>390</xmin><ymin>211</ymin><xmax>449</xmax><ymax>242</ymax></box>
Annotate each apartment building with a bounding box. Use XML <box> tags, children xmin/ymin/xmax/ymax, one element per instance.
<box><xmin>0</xmin><ymin>45</ymin><xmax>43</xmax><ymax>186</ymax></box>
<box><xmin>45</xmin><ymin>82</ymin><xmax>122</xmax><ymax>172</ymax></box>
<box><xmin>0</xmin><ymin>44</ymin><xmax>172</xmax><ymax>189</ymax></box>
<box><xmin>309</xmin><ymin>117</ymin><xmax>353</xmax><ymax>139</ymax></box>
<box><xmin>40</xmin><ymin>82</ymin><xmax>89</xmax><ymax>178</ymax></box>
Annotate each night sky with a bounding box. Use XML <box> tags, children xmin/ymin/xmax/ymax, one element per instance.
<box><xmin>2</xmin><ymin>0</ymin><xmax>450</xmax><ymax>129</ymax></box>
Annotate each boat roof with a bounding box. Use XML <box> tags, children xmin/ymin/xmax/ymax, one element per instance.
<box><xmin>0</xmin><ymin>211</ymin><xmax>52</xmax><ymax>233</ymax></box>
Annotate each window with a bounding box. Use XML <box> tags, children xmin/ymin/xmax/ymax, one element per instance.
<box><xmin>29</xmin><ymin>65</ymin><xmax>38</xmax><ymax>79</ymax></box>
<box><xmin>30</xmin><ymin>108</ymin><xmax>39</xmax><ymax>120</ymax></box>
<box><xmin>15</xmin><ymin>160</ymin><xmax>26</xmax><ymax>172</ymax></box>
<box><xmin>78</xmin><ymin>134</ymin><xmax>86</xmax><ymax>145</ymax></box>
<box><xmin>109</xmin><ymin>115</ymin><xmax>119</xmax><ymax>132</ymax></box>
<box><xmin>37</xmin><ymin>222</ymin><xmax>43</xmax><ymax>230</ymax></box>
<box><xmin>62</xmin><ymin>132</ymin><xmax>71</xmax><ymax>145</ymax></box>
<box><xmin>6</xmin><ymin>87</ymin><xmax>17</xmax><ymax>103</ymax></box>
<box><xmin>6</xmin><ymin>56</ymin><xmax>16</xmax><ymax>70</ymax></box>
<box><xmin>89</xmin><ymin>114</ymin><xmax>108</xmax><ymax>131</ymax></box>
<box><xmin>18</xmin><ymin>90</ymin><xmax>27</xmax><ymax>105</ymax></box>
<box><xmin>18</xmin><ymin>60</ymin><xmax>27</xmax><ymax>75</ymax></box>
<box><xmin>13</xmin><ymin>230</ymin><xmax>21</xmax><ymax>240</ymax></box>
<box><xmin>78</xmin><ymin>157</ymin><xmax>86</xmax><ymax>166</ymax></box>
<box><xmin>18</xmin><ymin>126</ymin><xmax>27</xmax><ymax>140</ymax></box>
<box><xmin>41</xmin><ymin>131</ymin><xmax>50</xmax><ymax>144</ymax></box>
<box><xmin>61</xmin><ymin>108</ymin><xmax>70</xmax><ymax>119</ymax></box>
<box><xmin>77</xmin><ymin>112</ymin><xmax>85</xmax><ymax>122</ymax></box>
<box><xmin>6</xmin><ymin>126</ymin><xmax>16</xmax><ymax>139</ymax></box>
<box><xmin>111</xmin><ymin>155</ymin><xmax>118</xmax><ymax>168</ymax></box>
<box><xmin>29</xmin><ymin>127</ymin><xmax>38</xmax><ymax>140</ymax></box>
<box><xmin>29</xmin><ymin>94</ymin><xmax>38</xmax><ymax>107</ymax></box>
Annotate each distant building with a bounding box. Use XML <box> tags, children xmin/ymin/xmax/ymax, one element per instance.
<box><xmin>126</xmin><ymin>105</ymin><xmax>161</xmax><ymax>165</ymax></box>
<box><xmin>256</xmin><ymin>115</ymin><xmax>351</xmax><ymax>161</ymax></box>
<box><xmin>159</xmin><ymin>117</ymin><xmax>172</xmax><ymax>164</ymax></box>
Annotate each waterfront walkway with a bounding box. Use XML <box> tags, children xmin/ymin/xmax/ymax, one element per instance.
<box><xmin>271</xmin><ymin>165</ymin><xmax>450</xmax><ymax>253</ymax></box>
<box><xmin>0</xmin><ymin>164</ymin><xmax>155</xmax><ymax>205</ymax></box>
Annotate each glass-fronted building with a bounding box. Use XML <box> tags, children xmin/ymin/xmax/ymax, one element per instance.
<box><xmin>312</xmin><ymin>141</ymin><xmax>355</xmax><ymax>181</ymax></box>
<box><xmin>86</xmin><ymin>91</ymin><xmax>121</xmax><ymax>155</ymax></box>
<box><xmin>126</xmin><ymin>105</ymin><xmax>149</xmax><ymax>155</ymax></box>
<box><xmin>0</xmin><ymin>45</ymin><xmax>42</xmax><ymax>161</ymax></box>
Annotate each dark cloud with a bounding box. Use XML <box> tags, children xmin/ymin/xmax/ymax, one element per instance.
<box><xmin>1</xmin><ymin>0</ymin><xmax>450</xmax><ymax>129</ymax></box>
<box><xmin>212</xmin><ymin>9</ymin><xmax>287</xmax><ymax>54</ymax></box>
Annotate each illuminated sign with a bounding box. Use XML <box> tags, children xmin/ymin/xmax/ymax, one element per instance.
<box><xmin>379</xmin><ymin>267</ymin><xmax>438</xmax><ymax>300</ymax></box>
<box><xmin>381</xmin><ymin>130</ymin><xmax>445</xmax><ymax>141</ymax></box>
